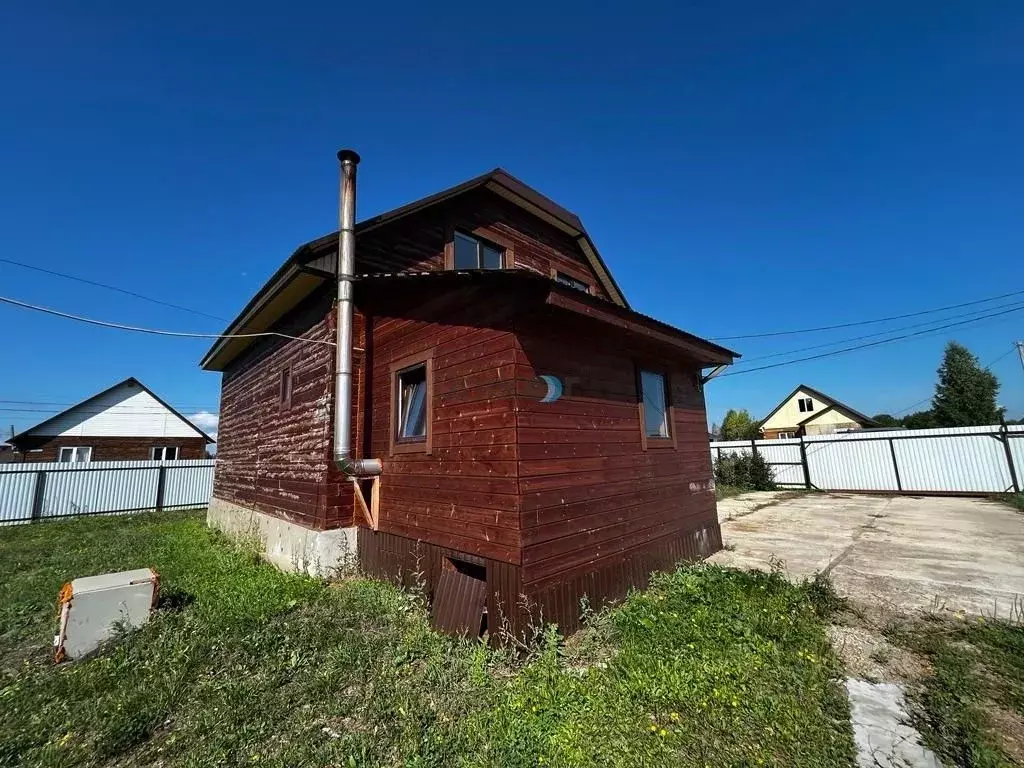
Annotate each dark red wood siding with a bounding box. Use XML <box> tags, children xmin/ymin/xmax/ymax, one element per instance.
<box><xmin>365</xmin><ymin>288</ymin><xmax>522</xmax><ymax>564</ymax></box>
<box><xmin>355</xmin><ymin>189</ymin><xmax>608</xmax><ymax>299</ymax></box>
<box><xmin>214</xmin><ymin>285</ymin><xmax>356</xmax><ymax>529</ymax></box>
<box><xmin>513</xmin><ymin>307</ymin><xmax>722</xmax><ymax>631</ymax></box>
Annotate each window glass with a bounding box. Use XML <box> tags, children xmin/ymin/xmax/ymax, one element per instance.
<box><xmin>60</xmin><ymin>446</ymin><xmax>91</xmax><ymax>463</ymax></box>
<box><xmin>454</xmin><ymin>232</ymin><xmax>480</xmax><ymax>269</ymax></box>
<box><xmin>151</xmin><ymin>446</ymin><xmax>179</xmax><ymax>460</ymax></box>
<box><xmin>482</xmin><ymin>244</ymin><xmax>503</xmax><ymax>269</ymax></box>
<box><xmin>555</xmin><ymin>272</ymin><xmax>589</xmax><ymax>292</ymax></box>
<box><xmin>453</xmin><ymin>232</ymin><xmax>504</xmax><ymax>270</ymax></box>
<box><xmin>640</xmin><ymin>371</ymin><xmax>670</xmax><ymax>438</ymax></box>
<box><xmin>398</xmin><ymin>365</ymin><xmax>428</xmax><ymax>439</ymax></box>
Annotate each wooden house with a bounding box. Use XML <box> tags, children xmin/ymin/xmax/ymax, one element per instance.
<box><xmin>201</xmin><ymin>152</ymin><xmax>738</xmax><ymax>636</ymax></box>
<box><xmin>8</xmin><ymin>378</ymin><xmax>214</xmax><ymax>462</ymax></box>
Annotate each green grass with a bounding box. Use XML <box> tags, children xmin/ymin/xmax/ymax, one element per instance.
<box><xmin>885</xmin><ymin>614</ymin><xmax>1024</xmax><ymax>767</ymax></box>
<box><xmin>0</xmin><ymin>511</ymin><xmax>855</xmax><ymax>767</ymax></box>
<box><xmin>999</xmin><ymin>494</ymin><xmax>1024</xmax><ymax>514</ymax></box>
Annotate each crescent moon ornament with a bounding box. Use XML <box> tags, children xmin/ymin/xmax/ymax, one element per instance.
<box><xmin>538</xmin><ymin>375</ymin><xmax>563</xmax><ymax>403</ymax></box>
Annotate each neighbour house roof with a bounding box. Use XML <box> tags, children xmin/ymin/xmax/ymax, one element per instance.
<box><xmin>758</xmin><ymin>384</ymin><xmax>877</xmax><ymax>429</ymax></box>
<box><xmin>200</xmin><ymin>168</ymin><xmax>634</xmax><ymax>372</ymax></box>
<box><xmin>9</xmin><ymin>377</ymin><xmax>216</xmax><ymax>446</ymax></box>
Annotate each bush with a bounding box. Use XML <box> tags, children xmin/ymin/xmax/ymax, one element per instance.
<box><xmin>714</xmin><ymin>451</ymin><xmax>777</xmax><ymax>492</ymax></box>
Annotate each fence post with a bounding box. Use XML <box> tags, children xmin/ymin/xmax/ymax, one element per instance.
<box><xmin>1000</xmin><ymin>424</ymin><xmax>1020</xmax><ymax>494</ymax></box>
<box><xmin>799</xmin><ymin>437</ymin><xmax>811</xmax><ymax>490</ymax></box>
<box><xmin>888</xmin><ymin>438</ymin><xmax>903</xmax><ymax>493</ymax></box>
<box><xmin>155</xmin><ymin>464</ymin><xmax>167</xmax><ymax>511</ymax></box>
<box><xmin>30</xmin><ymin>470</ymin><xmax>47</xmax><ymax>522</ymax></box>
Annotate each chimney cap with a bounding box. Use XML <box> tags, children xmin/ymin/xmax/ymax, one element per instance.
<box><xmin>337</xmin><ymin>149</ymin><xmax>361</xmax><ymax>165</ymax></box>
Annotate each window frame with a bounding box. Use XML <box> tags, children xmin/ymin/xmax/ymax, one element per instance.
<box><xmin>777</xmin><ymin>432</ymin><xmax>794</xmax><ymax>440</ymax></box>
<box><xmin>443</xmin><ymin>226</ymin><xmax>513</xmax><ymax>271</ymax></box>
<box><xmin>550</xmin><ymin>268</ymin><xmax>594</xmax><ymax>294</ymax></box>
<box><xmin>280</xmin><ymin>366</ymin><xmax>292</xmax><ymax>409</ymax></box>
<box><xmin>151</xmin><ymin>446</ymin><xmax>179</xmax><ymax>461</ymax></box>
<box><xmin>636</xmin><ymin>366</ymin><xmax>677</xmax><ymax>451</ymax></box>
<box><xmin>389</xmin><ymin>349</ymin><xmax>434</xmax><ymax>456</ymax></box>
<box><xmin>798</xmin><ymin>397</ymin><xmax>813</xmax><ymax>413</ymax></box>
<box><xmin>58</xmin><ymin>446</ymin><xmax>92</xmax><ymax>463</ymax></box>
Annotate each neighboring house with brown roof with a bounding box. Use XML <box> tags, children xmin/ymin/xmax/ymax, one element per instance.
<box><xmin>759</xmin><ymin>385</ymin><xmax>877</xmax><ymax>439</ymax></box>
<box><xmin>8</xmin><ymin>378</ymin><xmax>215</xmax><ymax>462</ymax></box>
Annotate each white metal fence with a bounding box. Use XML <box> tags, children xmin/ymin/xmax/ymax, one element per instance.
<box><xmin>0</xmin><ymin>459</ymin><xmax>215</xmax><ymax>525</ymax></box>
<box><xmin>711</xmin><ymin>424</ymin><xmax>1023</xmax><ymax>495</ymax></box>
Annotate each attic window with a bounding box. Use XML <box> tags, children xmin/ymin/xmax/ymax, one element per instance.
<box><xmin>798</xmin><ymin>397</ymin><xmax>813</xmax><ymax>413</ymax></box>
<box><xmin>452</xmin><ymin>231</ymin><xmax>504</xmax><ymax>270</ymax></box>
<box><xmin>553</xmin><ymin>271</ymin><xmax>590</xmax><ymax>292</ymax></box>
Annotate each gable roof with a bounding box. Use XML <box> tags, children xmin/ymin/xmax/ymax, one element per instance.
<box><xmin>9</xmin><ymin>378</ymin><xmax>215</xmax><ymax>445</ymax></box>
<box><xmin>200</xmin><ymin>168</ymin><xmax>628</xmax><ymax>372</ymax></box>
<box><xmin>758</xmin><ymin>384</ymin><xmax>877</xmax><ymax>429</ymax></box>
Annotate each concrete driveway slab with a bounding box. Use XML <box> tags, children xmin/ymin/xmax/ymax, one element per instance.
<box><xmin>710</xmin><ymin>492</ymin><xmax>1024</xmax><ymax>617</ymax></box>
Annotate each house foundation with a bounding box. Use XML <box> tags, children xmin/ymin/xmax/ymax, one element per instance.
<box><xmin>207</xmin><ymin>497</ymin><xmax>357</xmax><ymax>577</ymax></box>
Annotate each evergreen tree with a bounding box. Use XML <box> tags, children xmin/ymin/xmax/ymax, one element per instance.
<box><xmin>931</xmin><ymin>341</ymin><xmax>1001</xmax><ymax>427</ymax></box>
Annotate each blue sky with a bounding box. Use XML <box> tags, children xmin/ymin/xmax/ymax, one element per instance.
<box><xmin>1</xmin><ymin>1</ymin><xmax>1022</xmax><ymax>440</ymax></box>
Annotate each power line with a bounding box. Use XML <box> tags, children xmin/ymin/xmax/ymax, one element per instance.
<box><xmin>0</xmin><ymin>258</ymin><xmax>228</xmax><ymax>323</ymax></box>
<box><xmin>710</xmin><ymin>288</ymin><xmax>1024</xmax><ymax>341</ymax></box>
<box><xmin>733</xmin><ymin>300</ymin><xmax>1024</xmax><ymax>366</ymax></box>
<box><xmin>0</xmin><ymin>295</ymin><xmax>334</xmax><ymax>346</ymax></box>
<box><xmin>719</xmin><ymin>305</ymin><xmax>1024</xmax><ymax>378</ymax></box>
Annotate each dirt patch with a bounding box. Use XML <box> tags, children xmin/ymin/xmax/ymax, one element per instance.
<box><xmin>829</xmin><ymin>601</ymin><xmax>932</xmax><ymax>684</ymax></box>
<box><xmin>828</xmin><ymin>623</ymin><xmax>930</xmax><ymax>683</ymax></box>
<box><xmin>987</xmin><ymin>705</ymin><xmax>1024</xmax><ymax>762</ymax></box>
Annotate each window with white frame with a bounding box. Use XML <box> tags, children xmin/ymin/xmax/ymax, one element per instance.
<box><xmin>58</xmin><ymin>446</ymin><xmax>92</xmax><ymax>463</ymax></box>
<box><xmin>151</xmin><ymin>446</ymin><xmax>179</xmax><ymax>460</ymax></box>
<box><xmin>777</xmin><ymin>432</ymin><xmax>794</xmax><ymax>440</ymax></box>
<box><xmin>797</xmin><ymin>397</ymin><xmax>814</xmax><ymax>413</ymax></box>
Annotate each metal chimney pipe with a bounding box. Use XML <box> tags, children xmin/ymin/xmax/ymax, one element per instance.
<box><xmin>333</xmin><ymin>149</ymin><xmax>381</xmax><ymax>477</ymax></box>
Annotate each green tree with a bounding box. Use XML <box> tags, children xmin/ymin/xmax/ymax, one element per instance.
<box><xmin>931</xmin><ymin>341</ymin><xmax>1001</xmax><ymax>427</ymax></box>
<box><xmin>901</xmin><ymin>410</ymin><xmax>936</xmax><ymax>430</ymax></box>
<box><xmin>720</xmin><ymin>409</ymin><xmax>760</xmax><ymax>440</ymax></box>
<box><xmin>871</xmin><ymin>413</ymin><xmax>901</xmax><ymax>428</ymax></box>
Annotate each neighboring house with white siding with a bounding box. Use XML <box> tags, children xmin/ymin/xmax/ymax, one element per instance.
<box><xmin>8</xmin><ymin>378</ymin><xmax>214</xmax><ymax>462</ymax></box>
<box><xmin>759</xmin><ymin>384</ymin><xmax>877</xmax><ymax>439</ymax></box>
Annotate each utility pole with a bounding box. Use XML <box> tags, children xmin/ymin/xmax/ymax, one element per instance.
<box><xmin>1017</xmin><ymin>341</ymin><xmax>1024</xmax><ymax>375</ymax></box>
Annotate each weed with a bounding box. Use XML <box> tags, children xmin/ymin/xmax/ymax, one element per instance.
<box><xmin>885</xmin><ymin>613</ymin><xmax>1024</xmax><ymax>766</ymax></box>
